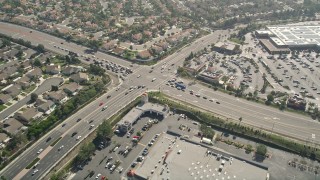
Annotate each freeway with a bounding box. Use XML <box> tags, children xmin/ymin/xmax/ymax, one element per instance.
<box><xmin>0</xmin><ymin>77</ymin><xmax>63</xmax><ymax>120</ymax></box>
<box><xmin>0</xmin><ymin>22</ymin><xmax>319</xmax><ymax>179</ymax></box>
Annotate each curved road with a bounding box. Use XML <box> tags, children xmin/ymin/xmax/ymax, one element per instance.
<box><xmin>0</xmin><ymin>77</ymin><xmax>63</xmax><ymax>120</ymax></box>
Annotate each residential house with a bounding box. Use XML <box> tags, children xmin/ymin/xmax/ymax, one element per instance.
<box><xmin>37</xmin><ymin>100</ymin><xmax>56</xmax><ymax>115</ymax></box>
<box><xmin>37</xmin><ymin>53</ymin><xmax>52</xmax><ymax>64</ymax></box>
<box><xmin>113</xmin><ymin>47</ymin><xmax>126</xmax><ymax>55</ymax></box>
<box><xmin>35</xmin><ymin>97</ymin><xmax>47</xmax><ymax>107</ymax></box>
<box><xmin>26</xmin><ymin>67</ymin><xmax>42</xmax><ymax>79</ymax></box>
<box><xmin>3</xmin><ymin>84</ymin><xmax>22</xmax><ymax>98</ymax></box>
<box><xmin>0</xmin><ymin>133</ymin><xmax>10</xmax><ymax>146</ymax></box>
<box><xmin>70</xmin><ymin>72</ymin><xmax>88</xmax><ymax>83</ymax></box>
<box><xmin>102</xmin><ymin>40</ymin><xmax>117</xmax><ymax>51</ymax></box>
<box><xmin>62</xmin><ymin>66</ymin><xmax>81</xmax><ymax>75</ymax></box>
<box><xmin>2</xmin><ymin>66</ymin><xmax>18</xmax><ymax>77</ymax></box>
<box><xmin>143</xmin><ymin>30</ymin><xmax>153</xmax><ymax>37</ymax></box>
<box><xmin>132</xmin><ymin>33</ymin><xmax>142</xmax><ymax>42</ymax></box>
<box><xmin>46</xmin><ymin>64</ymin><xmax>60</xmax><ymax>74</ymax></box>
<box><xmin>21</xmin><ymin>60</ymin><xmax>32</xmax><ymax>71</ymax></box>
<box><xmin>5</xmin><ymin>49</ymin><xmax>19</xmax><ymax>60</ymax></box>
<box><xmin>44</xmin><ymin>90</ymin><xmax>68</xmax><ymax>104</ymax></box>
<box><xmin>15</xmin><ymin>76</ymin><xmax>31</xmax><ymax>89</ymax></box>
<box><xmin>62</xmin><ymin>82</ymin><xmax>82</xmax><ymax>96</ymax></box>
<box><xmin>166</xmin><ymin>37</ymin><xmax>177</xmax><ymax>45</ymax></box>
<box><xmin>155</xmin><ymin>41</ymin><xmax>169</xmax><ymax>50</ymax></box>
<box><xmin>151</xmin><ymin>45</ymin><xmax>163</xmax><ymax>55</ymax></box>
<box><xmin>2</xmin><ymin>118</ymin><xmax>25</xmax><ymax>135</ymax></box>
<box><xmin>0</xmin><ymin>93</ymin><xmax>12</xmax><ymax>104</ymax></box>
<box><xmin>14</xmin><ymin>107</ymin><xmax>41</xmax><ymax>125</ymax></box>
<box><xmin>137</xmin><ymin>50</ymin><xmax>152</xmax><ymax>59</ymax></box>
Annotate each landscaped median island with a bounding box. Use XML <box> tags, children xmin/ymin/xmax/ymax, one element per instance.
<box><xmin>147</xmin><ymin>92</ymin><xmax>320</xmax><ymax>161</ymax></box>
<box><xmin>26</xmin><ymin>158</ymin><xmax>40</xmax><ymax>169</ymax></box>
<box><xmin>50</xmin><ymin>137</ymin><xmax>62</xmax><ymax>147</ymax></box>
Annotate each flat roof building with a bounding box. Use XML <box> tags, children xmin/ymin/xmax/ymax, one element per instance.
<box><xmin>134</xmin><ymin>133</ymin><xmax>268</xmax><ymax>180</ymax></box>
<box><xmin>117</xmin><ymin>101</ymin><xmax>169</xmax><ymax>133</ymax></box>
<box><xmin>256</xmin><ymin>25</ymin><xmax>320</xmax><ymax>52</ymax></box>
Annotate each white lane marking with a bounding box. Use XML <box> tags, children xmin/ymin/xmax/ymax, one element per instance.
<box><xmin>193</xmin><ymin>101</ymin><xmax>198</xmax><ymax>103</ymax></box>
<box><xmin>177</xmin><ymin>94</ymin><xmax>182</xmax><ymax>97</ymax></box>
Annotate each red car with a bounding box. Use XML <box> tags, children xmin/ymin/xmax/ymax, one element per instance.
<box><xmin>101</xmin><ymin>176</ymin><xmax>106</xmax><ymax>180</ymax></box>
<box><xmin>99</xmin><ymin>102</ymin><xmax>104</xmax><ymax>106</ymax></box>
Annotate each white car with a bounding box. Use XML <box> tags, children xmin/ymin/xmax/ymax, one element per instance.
<box><xmin>110</xmin><ymin>165</ymin><xmax>116</xmax><ymax>171</ymax></box>
<box><xmin>95</xmin><ymin>173</ymin><xmax>101</xmax><ymax>179</ymax></box>
<box><xmin>58</xmin><ymin>145</ymin><xmax>64</xmax><ymax>151</ymax></box>
<box><xmin>152</xmin><ymin>78</ymin><xmax>156</xmax><ymax>82</ymax></box>
<box><xmin>32</xmin><ymin>169</ymin><xmax>39</xmax><ymax>175</ymax></box>
<box><xmin>37</xmin><ymin>149</ymin><xmax>43</xmax><ymax>154</ymax></box>
<box><xmin>137</xmin><ymin>74</ymin><xmax>141</xmax><ymax>78</ymax></box>
<box><xmin>76</xmin><ymin>136</ymin><xmax>82</xmax><ymax>140</ymax></box>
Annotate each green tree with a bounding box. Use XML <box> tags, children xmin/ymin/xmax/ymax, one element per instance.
<box><xmin>33</xmin><ymin>59</ymin><xmax>42</xmax><ymax>67</ymax></box>
<box><xmin>36</xmin><ymin>44</ymin><xmax>45</xmax><ymax>53</ymax></box>
<box><xmin>30</xmin><ymin>93</ymin><xmax>38</xmax><ymax>103</ymax></box>
<box><xmin>267</xmin><ymin>94</ymin><xmax>274</xmax><ymax>102</ymax></box>
<box><xmin>96</xmin><ymin>120</ymin><xmax>112</xmax><ymax>142</ymax></box>
<box><xmin>256</xmin><ymin>144</ymin><xmax>267</xmax><ymax>157</ymax></box>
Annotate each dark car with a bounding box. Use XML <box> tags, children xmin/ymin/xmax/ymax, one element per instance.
<box><xmin>89</xmin><ymin>120</ymin><xmax>94</xmax><ymax>124</ymax></box>
<box><xmin>62</xmin><ymin>123</ymin><xmax>66</xmax><ymax>127</ymax></box>
<box><xmin>129</xmin><ymin>128</ymin><xmax>134</xmax><ymax>134</ymax></box>
<box><xmin>216</xmin><ymin>101</ymin><xmax>220</xmax><ymax>104</ymax></box>
<box><xmin>76</xmin><ymin>118</ymin><xmax>81</xmax><ymax>122</ymax></box>
<box><xmin>46</xmin><ymin>137</ymin><xmax>52</xmax><ymax>142</ymax></box>
<box><xmin>71</xmin><ymin>132</ymin><xmax>78</xmax><ymax>137</ymax></box>
<box><xmin>107</xmin><ymin>95</ymin><xmax>111</xmax><ymax>99</ymax></box>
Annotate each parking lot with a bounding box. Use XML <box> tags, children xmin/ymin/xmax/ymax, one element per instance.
<box><xmin>72</xmin><ymin>113</ymin><xmax>169</xmax><ymax>180</ymax></box>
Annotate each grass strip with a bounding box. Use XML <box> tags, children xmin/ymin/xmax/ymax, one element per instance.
<box><xmin>50</xmin><ymin>137</ymin><xmax>62</xmax><ymax>147</ymax></box>
<box><xmin>26</xmin><ymin>158</ymin><xmax>40</xmax><ymax>169</ymax></box>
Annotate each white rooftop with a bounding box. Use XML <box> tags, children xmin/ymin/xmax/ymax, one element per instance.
<box><xmin>267</xmin><ymin>25</ymin><xmax>320</xmax><ymax>47</ymax></box>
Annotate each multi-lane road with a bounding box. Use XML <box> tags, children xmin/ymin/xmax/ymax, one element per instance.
<box><xmin>0</xmin><ymin>22</ymin><xmax>319</xmax><ymax>179</ymax></box>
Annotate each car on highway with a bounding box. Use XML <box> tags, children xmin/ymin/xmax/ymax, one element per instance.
<box><xmin>209</xmin><ymin>99</ymin><xmax>214</xmax><ymax>102</ymax></box>
<box><xmin>99</xmin><ymin>102</ymin><xmax>104</xmax><ymax>106</ymax></box>
<box><xmin>76</xmin><ymin>136</ymin><xmax>82</xmax><ymax>140</ymax></box>
<box><xmin>107</xmin><ymin>95</ymin><xmax>111</xmax><ymax>99</ymax></box>
<box><xmin>152</xmin><ymin>78</ymin><xmax>156</xmax><ymax>82</ymax></box>
<box><xmin>102</xmin><ymin>106</ymin><xmax>108</xmax><ymax>111</ymax></box>
<box><xmin>46</xmin><ymin>137</ymin><xmax>52</xmax><ymax>142</ymax></box>
<box><xmin>216</xmin><ymin>101</ymin><xmax>220</xmax><ymax>104</ymax></box>
<box><xmin>71</xmin><ymin>132</ymin><xmax>78</xmax><ymax>137</ymax></box>
<box><xmin>195</xmin><ymin>94</ymin><xmax>200</xmax><ymax>97</ymax></box>
<box><xmin>137</xmin><ymin>74</ymin><xmax>141</xmax><ymax>78</ymax></box>
<box><xmin>37</xmin><ymin>148</ymin><xmax>43</xmax><ymax>154</ymax></box>
<box><xmin>62</xmin><ymin>123</ymin><xmax>66</xmax><ymax>127</ymax></box>
<box><xmin>89</xmin><ymin>120</ymin><xmax>94</xmax><ymax>123</ymax></box>
<box><xmin>89</xmin><ymin>125</ymin><xmax>95</xmax><ymax>130</ymax></box>
<box><xmin>58</xmin><ymin>145</ymin><xmax>64</xmax><ymax>151</ymax></box>
<box><xmin>33</xmin><ymin>162</ymin><xmax>40</xmax><ymax>169</ymax></box>
<box><xmin>76</xmin><ymin>118</ymin><xmax>81</xmax><ymax>122</ymax></box>
<box><xmin>32</xmin><ymin>169</ymin><xmax>39</xmax><ymax>176</ymax></box>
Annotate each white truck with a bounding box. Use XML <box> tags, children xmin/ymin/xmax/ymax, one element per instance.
<box><xmin>200</xmin><ymin>137</ymin><xmax>213</xmax><ymax>145</ymax></box>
